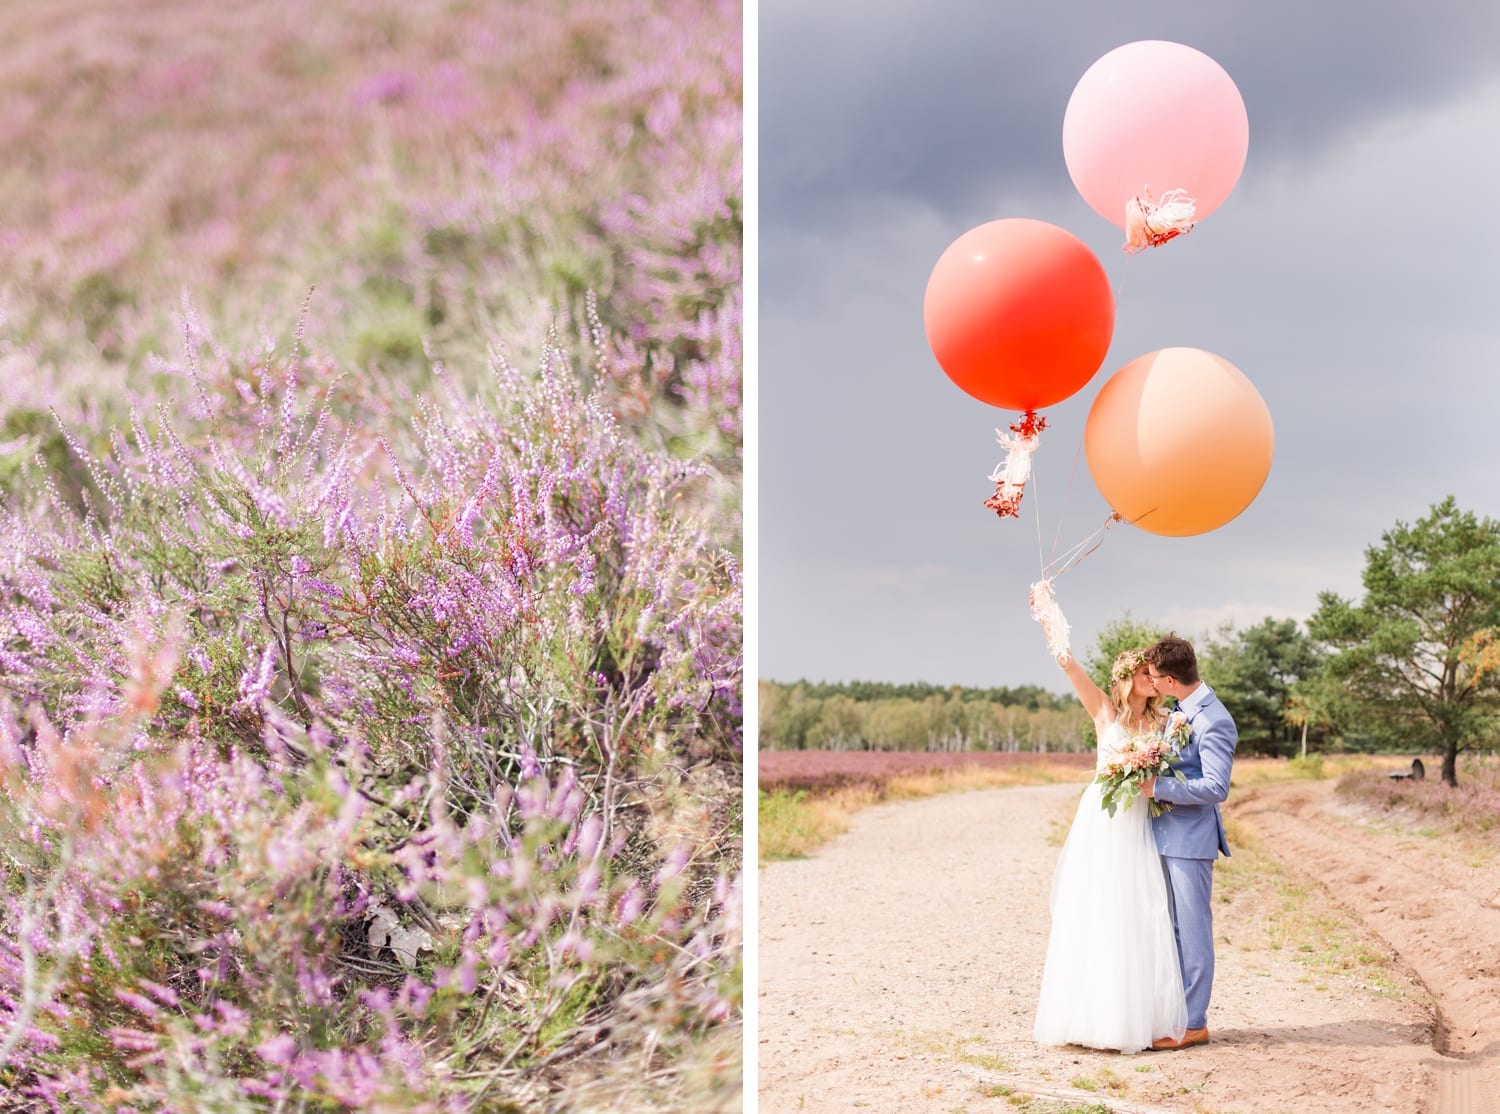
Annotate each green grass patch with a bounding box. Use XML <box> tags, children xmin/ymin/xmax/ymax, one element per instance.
<box><xmin>758</xmin><ymin>788</ymin><xmax>860</xmax><ymax>862</ymax></box>
<box><xmin>1286</xmin><ymin>754</ymin><xmax>1325</xmax><ymax>779</ymax></box>
<box><xmin>959</xmin><ymin>1050</ymin><xmax>1015</xmax><ymax>1073</ymax></box>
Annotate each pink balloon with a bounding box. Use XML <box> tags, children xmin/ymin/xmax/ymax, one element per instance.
<box><xmin>1063</xmin><ymin>41</ymin><xmax>1249</xmax><ymax>232</ymax></box>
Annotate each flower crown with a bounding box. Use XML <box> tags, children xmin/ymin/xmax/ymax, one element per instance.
<box><xmin>1111</xmin><ymin>649</ymin><xmax>1147</xmax><ymax>687</ymax></box>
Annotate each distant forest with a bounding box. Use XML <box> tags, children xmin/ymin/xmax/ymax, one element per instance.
<box><xmin>758</xmin><ymin>679</ymin><xmax>1091</xmax><ymax>753</ymax></box>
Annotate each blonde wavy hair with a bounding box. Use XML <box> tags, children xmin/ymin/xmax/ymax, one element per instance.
<box><xmin>1109</xmin><ymin>648</ymin><xmax>1166</xmax><ymax>725</ymax></box>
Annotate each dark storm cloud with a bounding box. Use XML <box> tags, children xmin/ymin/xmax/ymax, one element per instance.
<box><xmin>760</xmin><ymin>0</ymin><xmax>1500</xmax><ymax>234</ymax></box>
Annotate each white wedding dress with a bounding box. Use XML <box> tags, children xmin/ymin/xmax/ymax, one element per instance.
<box><xmin>1033</xmin><ymin>721</ymin><xmax>1188</xmax><ymax>1052</ymax></box>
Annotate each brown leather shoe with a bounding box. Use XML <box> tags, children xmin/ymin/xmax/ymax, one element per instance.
<box><xmin>1151</xmin><ymin>1027</ymin><xmax>1209</xmax><ymax>1051</ymax></box>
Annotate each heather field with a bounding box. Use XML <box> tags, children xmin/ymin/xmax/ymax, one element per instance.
<box><xmin>0</xmin><ymin>3</ymin><xmax>741</xmax><ymax>1111</ymax></box>
<box><xmin>757</xmin><ymin>749</ymin><xmax>1094</xmax><ymax>796</ymax></box>
<box><xmin>1336</xmin><ymin>753</ymin><xmax>1500</xmax><ymax>834</ymax></box>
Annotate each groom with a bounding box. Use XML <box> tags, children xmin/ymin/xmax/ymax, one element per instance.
<box><xmin>1141</xmin><ymin>635</ymin><xmax>1237</xmax><ymax>1051</ymax></box>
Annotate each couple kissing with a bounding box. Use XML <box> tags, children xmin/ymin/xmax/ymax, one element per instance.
<box><xmin>1031</xmin><ymin>594</ymin><xmax>1237</xmax><ymax>1054</ymax></box>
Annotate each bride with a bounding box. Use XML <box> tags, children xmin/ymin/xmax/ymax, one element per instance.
<box><xmin>1032</xmin><ymin>627</ymin><xmax>1188</xmax><ymax>1053</ymax></box>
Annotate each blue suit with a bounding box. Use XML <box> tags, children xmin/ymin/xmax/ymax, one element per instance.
<box><xmin>1149</xmin><ymin>684</ymin><xmax>1237</xmax><ymax>1030</ymax></box>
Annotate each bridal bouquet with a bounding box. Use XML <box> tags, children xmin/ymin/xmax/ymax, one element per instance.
<box><xmin>1098</xmin><ymin>712</ymin><xmax>1191</xmax><ymax>818</ymax></box>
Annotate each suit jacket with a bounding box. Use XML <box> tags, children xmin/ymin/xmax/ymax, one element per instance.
<box><xmin>1150</xmin><ymin>684</ymin><xmax>1237</xmax><ymax>860</ymax></box>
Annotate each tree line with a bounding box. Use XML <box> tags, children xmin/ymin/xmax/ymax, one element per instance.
<box><xmin>758</xmin><ymin>681</ymin><xmax>1090</xmax><ymax>753</ymax></box>
<box><xmin>761</xmin><ymin>498</ymin><xmax>1500</xmax><ymax>787</ymax></box>
<box><xmin>771</xmin><ymin>678</ymin><xmax>1074</xmax><ymax>710</ymax></box>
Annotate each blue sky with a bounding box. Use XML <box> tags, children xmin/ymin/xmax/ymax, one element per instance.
<box><xmin>757</xmin><ymin>0</ymin><xmax>1500</xmax><ymax>690</ymax></box>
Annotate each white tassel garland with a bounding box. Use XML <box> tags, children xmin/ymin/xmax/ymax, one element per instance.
<box><xmin>1029</xmin><ymin>578</ymin><xmax>1071</xmax><ymax>661</ymax></box>
<box><xmin>1123</xmin><ymin>187</ymin><xmax>1197</xmax><ymax>253</ymax></box>
<box><xmin>985</xmin><ymin>411</ymin><xmax>1047</xmax><ymax>519</ymax></box>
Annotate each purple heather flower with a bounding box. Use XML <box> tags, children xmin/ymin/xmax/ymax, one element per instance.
<box><xmin>237</xmin><ymin>641</ymin><xmax>277</xmax><ymax>707</ymax></box>
<box><xmin>113</xmin><ymin>988</ymin><xmax>161</xmax><ymax>1018</ymax></box>
<box><xmin>257</xmin><ymin>1033</ymin><xmax>298</xmax><ymax>1066</ymax></box>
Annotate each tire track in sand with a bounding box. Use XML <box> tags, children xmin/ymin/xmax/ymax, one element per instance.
<box><xmin>1234</xmin><ymin>780</ymin><xmax>1500</xmax><ymax>1112</ymax></box>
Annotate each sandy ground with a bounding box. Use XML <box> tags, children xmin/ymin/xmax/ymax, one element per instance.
<box><xmin>758</xmin><ymin>777</ymin><xmax>1500</xmax><ymax>1113</ymax></box>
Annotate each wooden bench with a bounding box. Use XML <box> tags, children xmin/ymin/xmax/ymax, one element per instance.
<box><xmin>1388</xmin><ymin>757</ymin><xmax>1426</xmax><ymax>781</ymax></box>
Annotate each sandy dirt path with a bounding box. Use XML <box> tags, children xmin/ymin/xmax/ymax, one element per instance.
<box><xmin>759</xmin><ymin>778</ymin><xmax>1499</xmax><ymax>1113</ymax></box>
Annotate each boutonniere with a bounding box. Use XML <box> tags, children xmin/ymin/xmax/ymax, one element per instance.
<box><xmin>1165</xmin><ymin>710</ymin><xmax>1191</xmax><ymax>749</ymax></box>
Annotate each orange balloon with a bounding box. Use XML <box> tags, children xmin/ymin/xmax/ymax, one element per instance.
<box><xmin>1084</xmin><ymin>348</ymin><xmax>1274</xmax><ymax>537</ymax></box>
<box><xmin>924</xmin><ymin>219</ymin><xmax>1114</xmax><ymax>411</ymax></box>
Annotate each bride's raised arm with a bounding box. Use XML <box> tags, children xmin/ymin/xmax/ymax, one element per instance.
<box><xmin>1030</xmin><ymin>581</ymin><xmax>1111</xmax><ymax>724</ymax></box>
<box><xmin>1055</xmin><ymin>649</ymin><xmax>1111</xmax><ymax>724</ymax></box>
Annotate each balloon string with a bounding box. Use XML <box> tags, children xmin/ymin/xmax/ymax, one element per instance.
<box><xmin>1043</xmin><ymin>525</ymin><xmax>1104</xmax><ymax>581</ymax></box>
<box><xmin>1044</xmin><ymin>516</ymin><xmax>1112</xmax><ymax>581</ymax></box>
<box><xmin>1032</xmin><ymin>247</ymin><xmax>1146</xmax><ymax>577</ymax></box>
<box><xmin>1111</xmin><ymin>251</ymin><xmax>1137</xmax><ymax>313</ymax></box>
<box><xmin>1047</xmin><ymin>426</ymin><xmax>1088</xmax><ymax>569</ymax></box>
<box><xmin>1039</xmin><ymin>252</ymin><xmax>1135</xmax><ymax>574</ymax></box>
<box><xmin>1043</xmin><ymin>524</ymin><xmax>1096</xmax><ymax>579</ymax></box>
<box><xmin>1030</xmin><ymin>433</ymin><xmax>1046</xmax><ymax>574</ymax></box>
<box><xmin>1043</xmin><ymin>510</ymin><xmax>1123</xmax><ymax>582</ymax></box>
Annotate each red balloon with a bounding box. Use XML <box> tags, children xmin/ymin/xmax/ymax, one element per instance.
<box><xmin>923</xmin><ymin>219</ymin><xmax>1115</xmax><ymax>410</ymax></box>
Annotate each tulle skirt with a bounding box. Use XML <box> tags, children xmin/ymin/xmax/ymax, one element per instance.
<box><xmin>1033</xmin><ymin>782</ymin><xmax>1187</xmax><ymax>1053</ymax></box>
